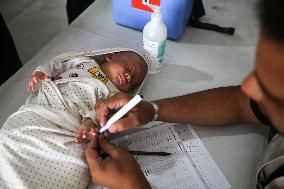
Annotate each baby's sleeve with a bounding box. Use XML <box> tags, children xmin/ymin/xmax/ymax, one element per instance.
<box><xmin>33</xmin><ymin>52</ymin><xmax>75</xmax><ymax>78</ymax></box>
<box><xmin>82</xmin><ymin>110</ymin><xmax>98</xmax><ymax>126</ymax></box>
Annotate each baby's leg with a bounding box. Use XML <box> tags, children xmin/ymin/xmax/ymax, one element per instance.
<box><xmin>0</xmin><ymin>111</ymin><xmax>89</xmax><ymax>189</ymax></box>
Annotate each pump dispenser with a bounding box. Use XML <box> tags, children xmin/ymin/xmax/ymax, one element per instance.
<box><xmin>143</xmin><ymin>5</ymin><xmax>167</xmax><ymax>74</ymax></box>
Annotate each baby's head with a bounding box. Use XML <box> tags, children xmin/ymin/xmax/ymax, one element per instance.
<box><xmin>100</xmin><ymin>51</ymin><xmax>148</xmax><ymax>92</ymax></box>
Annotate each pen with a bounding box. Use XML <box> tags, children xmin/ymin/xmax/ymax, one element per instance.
<box><xmin>100</xmin><ymin>151</ymin><xmax>171</xmax><ymax>159</ymax></box>
<box><xmin>128</xmin><ymin>151</ymin><xmax>171</xmax><ymax>156</ymax></box>
<box><xmin>99</xmin><ymin>94</ymin><xmax>143</xmax><ymax>133</ymax></box>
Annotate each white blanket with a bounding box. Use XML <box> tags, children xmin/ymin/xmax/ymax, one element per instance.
<box><xmin>0</xmin><ymin>47</ymin><xmax>147</xmax><ymax>189</ymax></box>
<box><xmin>0</xmin><ymin>78</ymin><xmax>110</xmax><ymax>189</ymax></box>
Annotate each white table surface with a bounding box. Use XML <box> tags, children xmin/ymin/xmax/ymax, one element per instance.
<box><xmin>0</xmin><ymin>0</ymin><xmax>269</xmax><ymax>188</ymax></box>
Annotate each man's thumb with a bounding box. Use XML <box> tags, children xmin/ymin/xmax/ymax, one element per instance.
<box><xmin>85</xmin><ymin>137</ymin><xmax>102</xmax><ymax>170</ymax></box>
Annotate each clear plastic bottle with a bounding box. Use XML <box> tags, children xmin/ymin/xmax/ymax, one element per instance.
<box><xmin>143</xmin><ymin>5</ymin><xmax>167</xmax><ymax>74</ymax></box>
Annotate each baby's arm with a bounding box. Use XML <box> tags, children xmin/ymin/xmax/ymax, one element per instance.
<box><xmin>28</xmin><ymin>52</ymin><xmax>76</xmax><ymax>91</ymax></box>
<box><xmin>76</xmin><ymin>118</ymin><xmax>97</xmax><ymax>143</ymax></box>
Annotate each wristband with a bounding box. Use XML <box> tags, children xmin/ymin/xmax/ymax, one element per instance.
<box><xmin>149</xmin><ymin>101</ymin><xmax>159</xmax><ymax>121</ymax></box>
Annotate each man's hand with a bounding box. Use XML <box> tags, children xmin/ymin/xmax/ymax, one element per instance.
<box><xmin>95</xmin><ymin>92</ymin><xmax>155</xmax><ymax>133</ymax></box>
<box><xmin>28</xmin><ymin>71</ymin><xmax>51</xmax><ymax>91</ymax></box>
<box><xmin>85</xmin><ymin>136</ymin><xmax>151</xmax><ymax>189</ymax></box>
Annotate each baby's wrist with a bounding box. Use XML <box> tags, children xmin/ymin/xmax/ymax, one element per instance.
<box><xmin>82</xmin><ymin>118</ymin><xmax>94</xmax><ymax>124</ymax></box>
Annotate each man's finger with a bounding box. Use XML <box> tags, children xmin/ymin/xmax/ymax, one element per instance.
<box><xmin>96</xmin><ymin>93</ymin><xmax>131</xmax><ymax>127</ymax></box>
<box><xmin>98</xmin><ymin>137</ymin><xmax>120</xmax><ymax>157</ymax></box>
<box><xmin>96</xmin><ymin>100</ymin><xmax>111</xmax><ymax>127</ymax></box>
<box><xmin>100</xmin><ymin>116</ymin><xmax>108</xmax><ymax>128</ymax></box>
<box><xmin>85</xmin><ymin>137</ymin><xmax>103</xmax><ymax>170</ymax></box>
<box><xmin>108</xmin><ymin>123</ymin><xmax>131</xmax><ymax>133</ymax></box>
<box><xmin>108</xmin><ymin>113</ymin><xmax>138</xmax><ymax>133</ymax></box>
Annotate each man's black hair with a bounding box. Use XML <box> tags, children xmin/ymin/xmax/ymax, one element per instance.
<box><xmin>259</xmin><ymin>0</ymin><xmax>284</xmax><ymax>43</ymax></box>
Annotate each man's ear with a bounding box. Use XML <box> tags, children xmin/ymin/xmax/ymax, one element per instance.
<box><xmin>106</xmin><ymin>53</ymin><xmax>115</xmax><ymax>62</ymax></box>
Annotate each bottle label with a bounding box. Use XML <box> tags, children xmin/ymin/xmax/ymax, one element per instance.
<box><xmin>143</xmin><ymin>37</ymin><xmax>166</xmax><ymax>74</ymax></box>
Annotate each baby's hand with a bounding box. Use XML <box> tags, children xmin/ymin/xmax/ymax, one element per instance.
<box><xmin>76</xmin><ymin>119</ymin><xmax>97</xmax><ymax>143</ymax></box>
<box><xmin>28</xmin><ymin>71</ymin><xmax>51</xmax><ymax>91</ymax></box>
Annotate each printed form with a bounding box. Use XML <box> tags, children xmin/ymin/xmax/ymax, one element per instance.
<box><xmin>94</xmin><ymin>123</ymin><xmax>231</xmax><ymax>189</ymax></box>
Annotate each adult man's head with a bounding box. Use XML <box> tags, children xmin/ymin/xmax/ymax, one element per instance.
<box><xmin>242</xmin><ymin>0</ymin><xmax>284</xmax><ymax>134</ymax></box>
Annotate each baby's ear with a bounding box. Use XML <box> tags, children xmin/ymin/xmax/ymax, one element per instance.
<box><xmin>106</xmin><ymin>53</ymin><xmax>115</xmax><ymax>62</ymax></box>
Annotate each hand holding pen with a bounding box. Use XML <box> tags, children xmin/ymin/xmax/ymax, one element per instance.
<box><xmin>99</xmin><ymin>94</ymin><xmax>143</xmax><ymax>133</ymax></box>
<box><xmin>95</xmin><ymin>92</ymin><xmax>155</xmax><ymax>133</ymax></box>
<box><xmin>85</xmin><ymin>135</ymin><xmax>152</xmax><ymax>189</ymax></box>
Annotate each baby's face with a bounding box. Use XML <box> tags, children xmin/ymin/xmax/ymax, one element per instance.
<box><xmin>101</xmin><ymin>52</ymin><xmax>147</xmax><ymax>92</ymax></box>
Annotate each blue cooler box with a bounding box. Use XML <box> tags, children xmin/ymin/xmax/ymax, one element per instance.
<box><xmin>112</xmin><ymin>0</ymin><xmax>194</xmax><ymax>40</ymax></box>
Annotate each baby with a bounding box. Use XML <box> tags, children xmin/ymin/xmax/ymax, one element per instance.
<box><xmin>29</xmin><ymin>49</ymin><xmax>147</xmax><ymax>143</ymax></box>
<box><xmin>28</xmin><ymin>51</ymin><xmax>147</xmax><ymax>92</ymax></box>
<box><xmin>0</xmin><ymin>48</ymin><xmax>147</xmax><ymax>189</ymax></box>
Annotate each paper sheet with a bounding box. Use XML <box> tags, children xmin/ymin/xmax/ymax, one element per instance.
<box><xmin>110</xmin><ymin>123</ymin><xmax>231</xmax><ymax>189</ymax></box>
<box><xmin>89</xmin><ymin>123</ymin><xmax>231</xmax><ymax>189</ymax></box>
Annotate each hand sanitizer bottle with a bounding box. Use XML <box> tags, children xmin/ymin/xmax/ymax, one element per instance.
<box><xmin>143</xmin><ymin>5</ymin><xmax>167</xmax><ymax>74</ymax></box>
